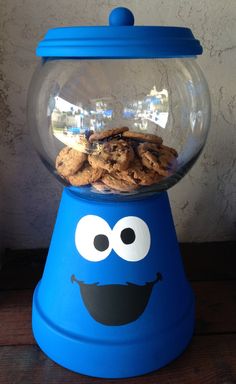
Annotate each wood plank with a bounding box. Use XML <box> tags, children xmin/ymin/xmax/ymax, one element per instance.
<box><xmin>1</xmin><ymin>243</ymin><xmax>235</xmax><ymax>291</ymax></box>
<box><xmin>193</xmin><ymin>281</ymin><xmax>236</xmax><ymax>335</ymax></box>
<box><xmin>0</xmin><ymin>335</ymin><xmax>235</xmax><ymax>384</ymax></box>
<box><xmin>0</xmin><ymin>281</ymin><xmax>235</xmax><ymax>347</ymax></box>
<box><xmin>0</xmin><ymin>290</ymin><xmax>34</xmax><ymax>346</ymax></box>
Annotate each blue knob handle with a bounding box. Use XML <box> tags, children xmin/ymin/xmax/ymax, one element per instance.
<box><xmin>109</xmin><ymin>7</ymin><xmax>135</xmax><ymax>26</ymax></box>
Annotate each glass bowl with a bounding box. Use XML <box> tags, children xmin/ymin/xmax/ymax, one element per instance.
<box><xmin>28</xmin><ymin>57</ymin><xmax>210</xmax><ymax>200</ymax></box>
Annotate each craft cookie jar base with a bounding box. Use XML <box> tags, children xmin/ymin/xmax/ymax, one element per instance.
<box><xmin>32</xmin><ymin>188</ymin><xmax>195</xmax><ymax>378</ymax></box>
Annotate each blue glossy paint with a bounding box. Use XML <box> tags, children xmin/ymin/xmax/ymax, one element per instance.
<box><xmin>32</xmin><ymin>188</ymin><xmax>194</xmax><ymax>378</ymax></box>
<box><xmin>36</xmin><ymin>7</ymin><xmax>202</xmax><ymax>58</ymax></box>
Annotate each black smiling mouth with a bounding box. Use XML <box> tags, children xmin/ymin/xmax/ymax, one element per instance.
<box><xmin>71</xmin><ymin>273</ymin><xmax>162</xmax><ymax>326</ymax></box>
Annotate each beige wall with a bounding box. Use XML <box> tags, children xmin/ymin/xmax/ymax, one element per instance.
<box><xmin>0</xmin><ymin>0</ymin><xmax>236</xmax><ymax>252</ymax></box>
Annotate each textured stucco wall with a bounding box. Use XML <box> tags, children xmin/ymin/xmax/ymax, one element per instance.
<box><xmin>0</xmin><ymin>0</ymin><xmax>236</xmax><ymax>252</ymax></box>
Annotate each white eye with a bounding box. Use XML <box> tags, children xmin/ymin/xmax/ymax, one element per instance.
<box><xmin>112</xmin><ymin>216</ymin><xmax>151</xmax><ymax>262</ymax></box>
<box><xmin>75</xmin><ymin>215</ymin><xmax>112</xmax><ymax>262</ymax></box>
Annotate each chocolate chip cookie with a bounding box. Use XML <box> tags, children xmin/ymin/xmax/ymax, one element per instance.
<box><xmin>55</xmin><ymin>126</ymin><xmax>178</xmax><ymax>193</ymax></box>
<box><xmin>56</xmin><ymin>146</ymin><xmax>87</xmax><ymax>178</ymax></box>
<box><xmin>118</xmin><ymin>157</ymin><xmax>162</xmax><ymax>186</ymax></box>
<box><xmin>89</xmin><ymin>127</ymin><xmax>129</xmax><ymax>143</ymax></box>
<box><xmin>137</xmin><ymin>142</ymin><xmax>177</xmax><ymax>177</ymax></box>
<box><xmin>68</xmin><ymin>162</ymin><xmax>103</xmax><ymax>186</ymax></box>
<box><xmin>88</xmin><ymin>139</ymin><xmax>134</xmax><ymax>172</ymax></box>
<box><xmin>159</xmin><ymin>144</ymin><xmax>178</xmax><ymax>158</ymax></box>
<box><xmin>102</xmin><ymin>173</ymin><xmax>139</xmax><ymax>192</ymax></box>
<box><xmin>122</xmin><ymin>130</ymin><xmax>163</xmax><ymax>145</ymax></box>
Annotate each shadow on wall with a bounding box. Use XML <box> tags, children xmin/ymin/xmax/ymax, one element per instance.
<box><xmin>182</xmin><ymin>125</ymin><xmax>236</xmax><ymax>242</ymax></box>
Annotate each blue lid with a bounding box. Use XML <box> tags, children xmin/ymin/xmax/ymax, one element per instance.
<box><xmin>37</xmin><ymin>7</ymin><xmax>203</xmax><ymax>59</ymax></box>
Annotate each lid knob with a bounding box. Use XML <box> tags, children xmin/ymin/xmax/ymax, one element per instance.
<box><xmin>109</xmin><ymin>7</ymin><xmax>135</xmax><ymax>26</ymax></box>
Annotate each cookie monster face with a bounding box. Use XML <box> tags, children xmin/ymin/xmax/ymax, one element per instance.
<box><xmin>72</xmin><ymin>215</ymin><xmax>162</xmax><ymax>326</ymax></box>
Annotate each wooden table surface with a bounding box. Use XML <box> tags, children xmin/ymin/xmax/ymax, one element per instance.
<box><xmin>0</xmin><ymin>242</ymin><xmax>236</xmax><ymax>384</ymax></box>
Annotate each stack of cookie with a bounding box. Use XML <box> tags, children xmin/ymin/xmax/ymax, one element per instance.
<box><xmin>55</xmin><ymin>127</ymin><xmax>178</xmax><ymax>193</ymax></box>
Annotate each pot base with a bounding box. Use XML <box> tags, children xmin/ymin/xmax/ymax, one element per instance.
<box><xmin>33</xmin><ymin>286</ymin><xmax>194</xmax><ymax>378</ymax></box>
<box><xmin>32</xmin><ymin>188</ymin><xmax>195</xmax><ymax>378</ymax></box>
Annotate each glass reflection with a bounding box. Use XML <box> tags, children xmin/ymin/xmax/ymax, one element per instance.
<box><xmin>51</xmin><ymin>86</ymin><xmax>169</xmax><ymax>149</ymax></box>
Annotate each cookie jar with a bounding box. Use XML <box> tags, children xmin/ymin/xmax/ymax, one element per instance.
<box><xmin>28</xmin><ymin>7</ymin><xmax>211</xmax><ymax>378</ymax></box>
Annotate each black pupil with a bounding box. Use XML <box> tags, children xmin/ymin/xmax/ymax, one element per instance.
<box><xmin>120</xmin><ymin>228</ymin><xmax>136</xmax><ymax>245</ymax></box>
<box><xmin>94</xmin><ymin>234</ymin><xmax>109</xmax><ymax>252</ymax></box>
